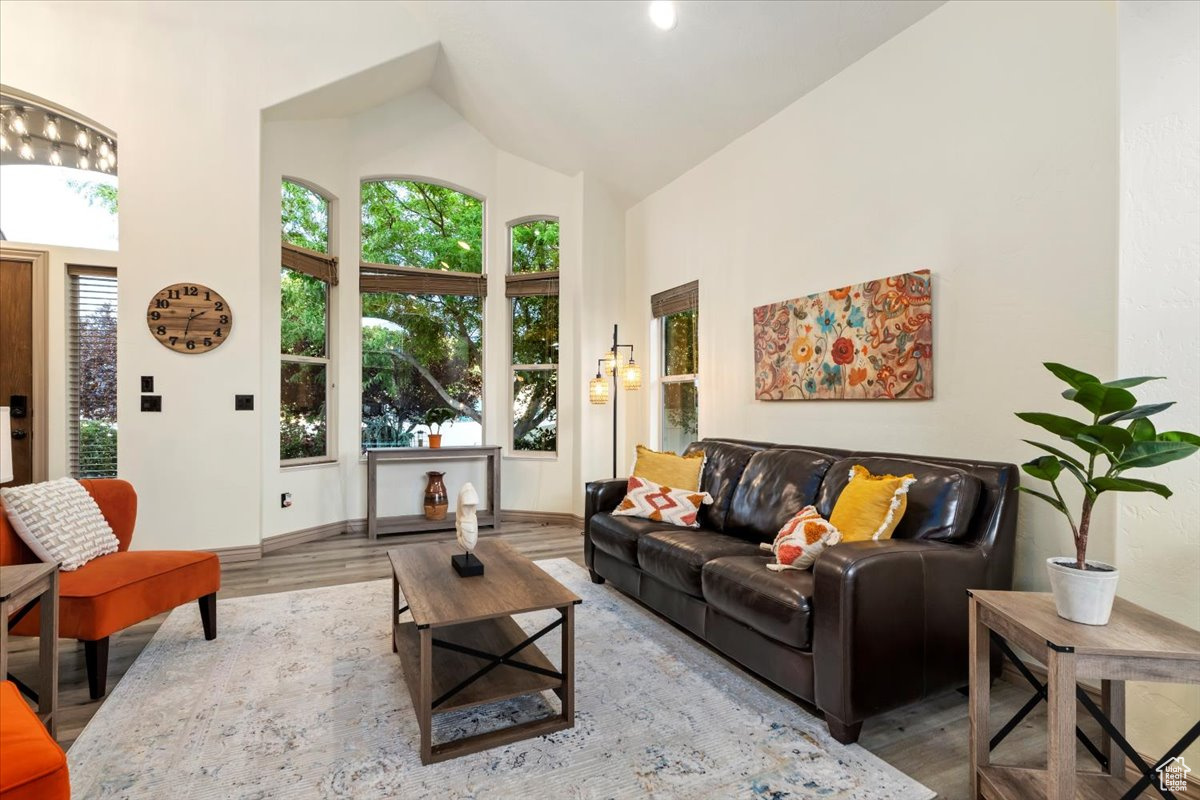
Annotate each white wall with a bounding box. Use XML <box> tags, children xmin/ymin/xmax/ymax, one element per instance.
<box><xmin>261</xmin><ymin>90</ymin><xmax>582</xmax><ymax>538</ymax></box>
<box><xmin>623</xmin><ymin>0</ymin><xmax>1120</xmax><ymax>590</ymax></box>
<box><xmin>1117</xmin><ymin>0</ymin><xmax>1200</xmax><ymax>764</ymax></box>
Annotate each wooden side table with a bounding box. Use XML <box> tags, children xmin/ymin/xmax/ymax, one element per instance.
<box><xmin>969</xmin><ymin>590</ymin><xmax>1200</xmax><ymax>800</ymax></box>
<box><xmin>0</xmin><ymin>562</ymin><xmax>59</xmax><ymax>737</ymax></box>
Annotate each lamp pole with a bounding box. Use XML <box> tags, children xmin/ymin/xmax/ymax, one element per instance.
<box><xmin>611</xmin><ymin>324</ymin><xmax>619</xmax><ymax>478</ymax></box>
<box><xmin>589</xmin><ymin>324</ymin><xmax>641</xmax><ymax>479</ymax></box>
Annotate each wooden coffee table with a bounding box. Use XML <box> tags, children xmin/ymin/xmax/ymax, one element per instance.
<box><xmin>389</xmin><ymin>539</ymin><xmax>581</xmax><ymax>764</ymax></box>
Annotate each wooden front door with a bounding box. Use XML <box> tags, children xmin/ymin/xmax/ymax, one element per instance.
<box><xmin>0</xmin><ymin>259</ymin><xmax>34</xmax><ymax>486</ymax></box>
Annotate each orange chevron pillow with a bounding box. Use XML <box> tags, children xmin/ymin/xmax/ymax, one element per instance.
<box><xmin>759</xmin><ymin>505</ymin><xmax>842</xmax><ymax>571</ymax></box>
<box><xmin>612</xmin><ymin>476</ymin><xmax>713</xmax><ymax>528</ymax></box>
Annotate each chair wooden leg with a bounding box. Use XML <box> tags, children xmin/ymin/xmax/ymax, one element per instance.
<box><xmin>825</xmin><ymin>714</ymin><xmax>863</xmax><ymax>744</ymax></box>
<box><xmin>84</xmin><ymin>637</ymin><xmax>109</xmax><ymax>700</ymax></box>
<box><xmin>199</xmin><ymin>593</ymin><xmax>217</xmax><ymax>640</ymax></box>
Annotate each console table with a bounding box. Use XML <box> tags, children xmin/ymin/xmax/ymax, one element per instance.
<box><xmin>367</xmin><ymin>446</ymin><xmax>501</xmax><ymax>539</ymax></box>
<box><xmin>969</xmin><ymin>590</ymin><xmax>1200</xmax><ymax>800</ymax></box>
<box><xmin>1</xmin><ymin>562</ymin><xmax>59</xmax><ymax>737</ymax></box>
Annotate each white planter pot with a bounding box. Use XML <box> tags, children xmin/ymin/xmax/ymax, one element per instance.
<box><xmin>1046</xmin><ymin>557</ymin><xmax>1120</xmax><ymax>625</ymax></box>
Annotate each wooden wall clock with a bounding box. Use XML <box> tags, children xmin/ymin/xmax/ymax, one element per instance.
<box><xmin>146</xmin><ymin>283</ymin><xmax>233</xmax><ymax>353</ymax></box>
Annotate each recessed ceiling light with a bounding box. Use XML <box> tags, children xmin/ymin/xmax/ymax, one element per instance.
<box><xmin>648</xmin><ymin>1</ymin><xmax>677</xmax><ymax>31</ymax></box>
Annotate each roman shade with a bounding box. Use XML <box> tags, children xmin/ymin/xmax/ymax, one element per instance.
<box><xmin>282</xmin><ymin>242</ymin><xmax>339</xmax><ymax>286</ymax></box>
<box><xmin>505</xmin><ymin>270</ymin><xmax>559</xmax><ymax>298</ymax></box>
<box><xmin>359</xmin><ymin>262</ymin><xmax>488</xmax><ymax>296</ymax></box>
<box><xmin>651</xmin><ymin>280</ymin><xmax>699</xmax><ymax>318</ymax></box>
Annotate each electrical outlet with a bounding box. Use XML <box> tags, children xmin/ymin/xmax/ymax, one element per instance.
<box><xmin>140</xmin><ymin>376</ymin><xmax>154</xmax><ymax>393</ymax></box>
<box><xmin>140</xmin><ymin>395</ymin><xmax>162</xmax><ymax>412</ymax></box>
<box><xmin>235</xmin><ymin>394</ymin><xmax>254</xmax><ymax>411</ymax></box>
<box><xmin>281</xmin><ymin>492</ymin><xmax>292</xmax><ymax>509</ymax></box>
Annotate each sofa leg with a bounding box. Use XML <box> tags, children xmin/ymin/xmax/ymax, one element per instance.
<box><xmin>199</xmin><ymin>593</ymin><xmax>217</xmax><ymax>640</ymax></box>
<box><xmin>84</xmin><ymin>638</ymin><xmax>109</xmax><ymax>700</ymax></box>
<box><xmin>588</xmin><ymin>568</ymin><xmax>605</xmax><ymax>585</ymax></box>
<box><xmin>825</xmin><ymin>715</ymin><xmax>863</xmax><ymax>745</ymax></box>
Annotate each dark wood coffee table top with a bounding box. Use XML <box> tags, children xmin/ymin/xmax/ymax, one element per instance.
<box><xmin>388</xmin><ymin>539</ymin><xmax>580</xmax><ymax>628</ymax></box>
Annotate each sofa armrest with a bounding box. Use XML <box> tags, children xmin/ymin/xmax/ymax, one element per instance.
<box><xmin>583</xmin><ymin>478</ymin><xmax>628</xmax><ymax>568</ymax></box>
<box><xmin>812</xmin><ymin>539</ymin><xmax>989</xmax><ymax>729</ymax></box>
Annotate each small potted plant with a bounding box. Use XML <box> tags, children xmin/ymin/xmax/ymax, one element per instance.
<box><xmin>422</xmin><ymin>407</ymin><xmax>457</xmax><ymax>448</ymax></box>
<box><xmin>1016</xmin><ymin>363</ymin><xmax>1198</xmax><ymax>625</ymax></box>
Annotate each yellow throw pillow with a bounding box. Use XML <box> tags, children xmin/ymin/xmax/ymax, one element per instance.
<box><xmin>829</xmin><ymin>465</ymin><xmax>916</xmax><ymax>542</ymax></box>
<box><xmin>631</xmin><ymin>445</ymin><xmax>705</xmax><ymax>492</ymax></box>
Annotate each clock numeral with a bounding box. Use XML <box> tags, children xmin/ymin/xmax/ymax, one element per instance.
<box><xmin>155</xmin><ymin>299</ymin><xmax>170</xmax><ymax>309</ymax></box>
<box><xmin>204</xmin><ymin>291</ymin><xmax>211</xmax><ymax>301</ymax></box>
<box><xmin>167</xmin><ymin>289</ymin><xmax>180</xmax><ymax>300</ymax></box>
<box><xmin>186</xmin><ymin>340</ymin><xmax>196</xmax><ymax>350</ymax></box>
<box><xmin>219</xmin><ymin>315</ymin><xmax>229</xmax><ymax>325</ymax></box>
<box><xmin>156</xmin><ymin>325</ymin><xmax>166</xmax><ymax>336</ymax></box>
<box><xmin>203</xmin><ymin>338</ymin><xmax>213</xmax><ymax>347</ymax></box>
<box><xmin>214</xmin><ymin>301</ymin><xmax>224</xmax><ymax>311</ymax></box>
<box><xmin>214</xmin><ymin>328</ymin><xmax>223</xmax><ymax>338</ymax></box>
<box><xmin>169</xmin><ymin>337</ymin><xmax>178</xmax><ymax>346</ymax></box>
<box><xmin>185</xmin><ymin>286</ymin><xmax>199</xmax><ymax>296</ymax></box>
<box><xmin>150</xmin><ymin>311</ymin><xmax>161</xmax><ymax>321</ymax></box>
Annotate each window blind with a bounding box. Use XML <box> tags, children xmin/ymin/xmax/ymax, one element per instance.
<box><xmin>359</xmin><ymin>262</ymin><xmax>488</xmax><ymax>296</ymax></box>
<box><xmin>505</xmin><ymin>270</ymin><xmax>559</xmax><ymax>298</ymax></box>
<box><xmin>282</xmin><ymin>241</ymin><xmax>339</xmax><ymax>285</ymax></box>
<box><xmin>651</xmin><ymin>280</ymin><xmax>699</xmax><ymax>318</ymax></box>
<box><xmin>67</xmin><ymin>266</ymin><xmax>118</xmax><ymax>478</ymax></box>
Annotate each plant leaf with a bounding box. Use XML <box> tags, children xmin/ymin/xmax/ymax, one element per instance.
<box><xmin>1015</xmin><ymin>412</ymin><xmax>1088</xmax><ymax>438</ymax></box>
<box><xmin>1102</xmin><ymin>376</ymin><xmax>1164</xmax><ymax>389</ymax></box>
<box><xmin>1100</xmin><ymin>402</ymin><xmax>1175</xmax><ymax>425</ymax></box>
<box><xmin>1068</xmin><ymin>383</ymin><xmax>1137</xmax><ymax>416</ymax></box>
<box><xmin>1022</xmin><ymin>440</ymin><xmax>1085</xmax><ymax>469</ymax></box>
<box><xmin>1078</xmin><ymin>424</ymin><xmax>1133</xmax><ymax>455</ymax></box>
<box><xmin>1090</xmin><ymin>477</ymin><xmax>1173</xmax><ymax>498</ymax></box>
<box><xmin>1016</xmin><ymin>485</ymin><xmax>1066</xmax><ymax>513</ymax></box>
<box><xmin>1077</xmin><ymin>435</ymin><xmax>1119</xmax><ymax>462</ymax></box>
<box><xmin>1158</xmin><ymin>430</ymin><xmax>1200</xmax><ymax>446</ymax></box>
<box><xmin>1044</xmin><ymin>363</ymin><xmax>1100</xmax><ymax>390</ymax></box>
<box><xmin>1116</xmin><ymin>440</ymin><xmax>1200</xmax><ymax>470</ymax></box>
<box><xmin>1022</xmin><ymin>456</ymin><xmax>1062</xmax><ymax>482</ymax></box>
<box><xmin>1127</xmin><ymin>418</ymin><xmax>1156</xmax><ymax>442</ymax></box>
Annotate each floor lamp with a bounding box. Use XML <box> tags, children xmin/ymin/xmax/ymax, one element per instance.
<box><xmin>589</xmin><ymin>324</ymin><xmax>642</xmax><ymax>478</ymax></box>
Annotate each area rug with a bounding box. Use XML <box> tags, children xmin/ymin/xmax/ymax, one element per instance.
<box><xmin>68</xmin><ymin>558</ymin><xmax>934</xmax><ymax>799</ymax></box>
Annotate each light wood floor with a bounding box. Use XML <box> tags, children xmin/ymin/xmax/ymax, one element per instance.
<box><xmin>6</xmin><ymin>523</ymin><xmax>1107</xmax><ymax>800</ymax></box>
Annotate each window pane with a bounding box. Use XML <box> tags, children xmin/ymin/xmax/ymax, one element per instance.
<box><xmin>511</xmin><ymin>219</ymin><xmax>559</xmax><ymax>273</ymax></box>
<box><xmin>69</xmin><ymin>272</ymin><xmax>118</xmax><ymax>477</ymax></box>
<box><xmin>281</xmin><ymin>180</ymin><xmax>329</xmax><ymax>253</ymax></box>
<box><xmin>281</xmin><ymin>361</ymin><xmax>327</xmax><ymax>460</ymax></box>
<box><xmin>1</xmin><ymin>166</ymin><xmax>118</xmax><ymax>250</ymax></box>
<box><xmin>361</xmin><ymin>293</ymin><xmax>483</xmax><ymax>447</ymax></box>
<box><xmin>513</xmin><ymin>369</ymin><xmax>557</xmax><ymax>452</ymax></box>
<box><xmin>664</xmin><ymin>309</ymin><xmax>697</xmax><ymax>375</ymax></box>
<box><xmin>511</xmin><ymin>295</ymin><xmax>558</xmax><ymax>365</ymax></box>
<box><xmin>662</xmin><ymin>381</ymin><xmax>698</xmax><ymax>455</ymax></box>
<box><xmin>360</xmin><ymin>180</ymin><xmax>482</xmax><ymax>273</ymax></box>
<box><xmin>281</xmin><ymin>268</ymin><xmax>327</xmax><ymax>358</ymax></box>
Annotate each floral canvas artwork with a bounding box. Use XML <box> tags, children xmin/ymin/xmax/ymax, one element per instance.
<box><xmin>753</xmin><ymin>270</ymin><xmax>933</xmax><ymax>400</ymax></box>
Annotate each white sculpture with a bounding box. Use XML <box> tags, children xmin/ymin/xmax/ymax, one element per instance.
<box><xmin>455</xmin><ymin>482</ymin><xmax>480</xmax><ymax>555</ymax></box>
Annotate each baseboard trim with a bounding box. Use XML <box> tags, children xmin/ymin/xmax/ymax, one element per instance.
<box><xmin>501</xmin><ymin>509</ymin><xmax>584</xmax><ymax>528</ymax></box>
<box><xmin>208</xmin><ymin>544</ymin><xmax>262</xmax><ymax>563</ymax></box>
<box><xmin>1001</xmin><ymin>659</ymin><xmax>1200</xmax><ymax>798</ymax></box>
<box><xmin>262</xmin><ymin>520</ymin><xmax>348</xmax><ymax>553</ymax></box>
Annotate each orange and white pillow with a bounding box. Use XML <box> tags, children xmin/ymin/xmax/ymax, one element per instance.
<box><xmin>760</xmin><ymin>505</ymin><xmax>842</xmax><ymax>571</ymax></box>
<box><xmin>612</xmin><ymin>475</ymin><xmax>713</xmax><ymax>528</ymax></box>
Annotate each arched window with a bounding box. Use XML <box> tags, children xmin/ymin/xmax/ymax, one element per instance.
<box><xmin>508</xmin><ymin>218</ymin><xmax>559</xmax><ymax>453</ymax></box>
<box><xmin>359</xmin><ymin>179</ymin><xmax>484</xmax><ymax>448</ymax></box>
<box><xmin>280</xmin><ymin>179</ymin><xmax>337</xmax><ymax>463</ymax></box>
<box><xmin>0</xmin><ymin>89</ymin><xmax>118</xmax><ymax>250</ymax></box>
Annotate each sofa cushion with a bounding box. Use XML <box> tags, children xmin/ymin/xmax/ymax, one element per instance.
<box><xmin>683</xmin><ymin>440</ymin><xmax>761</xmax><ymax>531</ymax></box>
<box><xmin>10</xmin><ymin>550</ymin><xmax>221</xmax><ymax>641</ymax></box>
<box><xmin>589</xmin><ymin>514</ymin><xmax>681</xmax><ymax>565</ymax></box>
<box><xmin>725</xmin><ymin>448</ymin><xmax>837</xmax><ymax>543</ymax></box>
<box><xmin>702</xmin><ymin>555</ymin><xmax>814</xmax><ymax>650</ymax></box>
<box><xmin>817</xmin><ymin>456</ymin><xmax>983</xmax><ymax>543</ymax></box>
<box><xmin>0</xmin><ymin>680</ymin><xmax>69</xmax><ymax>800</ymax></box>
<box><xmin>637</xmin><ymin>530</ymin><xmax>762</xmax><ymax>597</ymax></box>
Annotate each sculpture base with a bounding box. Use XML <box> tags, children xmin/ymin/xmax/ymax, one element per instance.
<box><xmin>451</xmin><ymin>552</ymin><xmax>485</xmax><ymax>577</ymax></box>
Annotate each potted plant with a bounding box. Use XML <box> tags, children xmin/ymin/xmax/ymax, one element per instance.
<box><xmin>1016</xmin><ymin>363</ymin><xmax>1199</xmax><ymax>625</ymax></box>
<box><xmin>422</xmin><ymin>407</ymin><xmax>457</xmax><ymax>448</ymax></box>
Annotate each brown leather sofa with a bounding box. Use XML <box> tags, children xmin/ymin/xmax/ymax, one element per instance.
<box><xmin>584</xmin><ymin>438</ymin><xmax>1018</xmax><ymax>744</ymax></box>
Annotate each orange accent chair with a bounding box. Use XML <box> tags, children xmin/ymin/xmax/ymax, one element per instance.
<box><xmin>0</xmin><ymin>680</ymin><xmax>69</xmax><ymax>800</ymax></box>
<box><xmin>1</xmin><ymin>479</ymin><xmax>220</xmax><ymax>699</ymax></box>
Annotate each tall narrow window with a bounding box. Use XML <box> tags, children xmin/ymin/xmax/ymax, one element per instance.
<box><xmin>652</xmin><ymin>281</ymin><xmax>699</xmax><ymax>454</ymax></box>
<box><xmin>68</xmin><ymin>266</ymin><xmax>117</xmax><ymax>477</ymax></box>
<box><xmin>360</xmin><ymin>179</ymin><xmax>484</xmax><ymax>448</ymax></box>
<box><xmin>508</xmin><ymin>218</ymin><xmax>559</xmax><ymax>453</ymax></box>
<box><xmin>280</xmin><ymin>179</ymin><xmax>336</xmax><ymax>463</ymax></box>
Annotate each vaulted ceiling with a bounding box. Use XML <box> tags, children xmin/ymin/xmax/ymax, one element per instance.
<box><xmin>267</xmin><ymin>0</ymin><xmax>945</xmax><ymax>203</ymax></box>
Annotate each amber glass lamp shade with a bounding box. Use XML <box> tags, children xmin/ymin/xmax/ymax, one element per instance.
<box><xmin>621</xmin><ymin>360</ymin><xmax>642</xmax><ymax>390</ymax></box>
<box><xmin>589</xmin><ymin>374</ymin><xmax>610</xmax><ymax>404</ymax></box>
